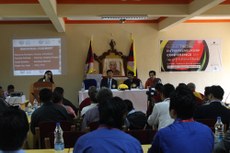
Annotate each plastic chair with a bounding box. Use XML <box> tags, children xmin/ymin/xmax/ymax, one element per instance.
<box><xmin>83</xmin><ymin>79</ymin><xmax>97</xmax><ymax>90</ymax></box>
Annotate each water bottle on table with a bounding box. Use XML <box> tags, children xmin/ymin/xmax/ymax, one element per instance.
<box><xmin>214</xmin><ymin>116</ymin><xmax>224</xmax><ymax>143</ymax></box>
<box><xmin>54</xmin><ymin>122</ymin><xmax>64</xmax><ymax>152</ymax></box>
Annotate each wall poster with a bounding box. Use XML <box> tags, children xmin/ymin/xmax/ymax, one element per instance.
<box><xmin>160</xmin><ymin>40</ymin><xmax>222</xmax><ymax>72</ymax></box>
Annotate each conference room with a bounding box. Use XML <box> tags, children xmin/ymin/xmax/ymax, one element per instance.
<box><xmin>1</xmin><ymin>0</ymin><xmax>230</xmax><ymax>152</ymax></box>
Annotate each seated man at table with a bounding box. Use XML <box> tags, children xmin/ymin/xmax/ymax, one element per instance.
<box><xmin>124</xmin><ymin>71</ymin><xmax>141</xmax><ymax>89</ymax></box>
<box><xmin>74</xmin><ymin>97</ymin><xmax>143</xmax><ymax>153</ymax></box>
<box><xmin>145</xmin><ymin>70</ymin><xmax>161</xmax><ymax>89</ymax></box>
<box><xmin>148</xmin><ymin>85</ymin><xmax>214</xmax><ymax>153</ymax></box>
<box><xmin>30</xmin><ymin>88</ymin><xmax>72</xmax><ymax>134</ymax></box>
<box><xmin>0</xmin><ymin>107</ymin><xmax>29</xmax><ymax>152</ymax></box>
<box><xmin>100</xmin><ymin>69</ymin><xmax>118</xmax><ymax>89</ymax></box>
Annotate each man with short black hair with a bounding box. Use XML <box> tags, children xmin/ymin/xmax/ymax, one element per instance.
<box><xmin>100</xmin><ymin>69</ymin><xmax>117</xmax><ymax>89</ymax></box>
<box><xmin>148</xmin><ymin>85</ymin><xmax>214</xmax><ymax>153</ymax></box>
<box><xmin>124</xmin><ymin>71</ymin><xmax>141</xmax><ymax>89</ymax></box>
<box><xmin>30</xmin><ymin>88</ymin><xmax>72</xmax><ymax>134</ymax></box>
<box><xmin>145</xmin><ymin>70</ymin><xmax>161</xmax><ymax>89</ymax></box>
<box><xmin>0</xmin><ymin>107</ymin><xmax>29</xmax><ymax>152</ymax></box>
<box><xmin>74</xmin><ymin>97</ymin><xmax>143</xmax><ymax>153</ymax></box>
<box><xmin>194</xmin><ymin>85</ymin><xmax>230</xmax><ymax>125</ymax></box>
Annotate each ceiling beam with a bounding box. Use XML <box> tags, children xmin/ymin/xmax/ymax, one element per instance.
<box><xmin>158</xmin><ymin>0</ymin><xmax>225</xmax><ymax>31</ymax></box>
<box><xmin>57</xmin><ymin>4</ymin><xmax>188</xmax><ymax>17</ymax></box>
<box><xmin>38</xmin><ymin>0</ymin><xmax>65</xmax><ymax>32</ymax></box>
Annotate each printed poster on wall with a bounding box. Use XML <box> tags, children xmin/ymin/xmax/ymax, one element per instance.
<box><xmin>160</xmin><ymin>40</ymin><xmax>222</xmax><ymax>72</ymax></box>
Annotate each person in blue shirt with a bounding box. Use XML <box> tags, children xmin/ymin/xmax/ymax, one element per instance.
<box><xmin>0</xmin><ymin>107</ymin><xmax>29</xmax><ymax>153</ymax></box>
<box><xmin>74</xmin><ymin>97</ymin><xmax>143</xmax><ymax>153</ymax></box>
<box><xmin>148</xmin><ymin>85</ymin><xmax>214</xmax><ymax>153</ymax></box>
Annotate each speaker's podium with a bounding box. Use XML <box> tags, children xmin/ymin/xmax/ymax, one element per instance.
<box><xmin>30</xmin><ymin>82</ymin><xmax>54</xmax><ymax>104</ymax></box>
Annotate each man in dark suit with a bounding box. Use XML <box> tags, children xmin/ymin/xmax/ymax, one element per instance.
<box><xmin>100</xmin><ymin>70</ymin><xmax>118</xmax><ymax>89</ymax></box>
<box><xmin>194</xmin><ymin>85</ymin><xmax>230</xmax><ymax>125</ymax></box>
<box><xmin>124</xmin><ymin>71</ymin><xmax>141</xmax><ymax>89</ymax></box>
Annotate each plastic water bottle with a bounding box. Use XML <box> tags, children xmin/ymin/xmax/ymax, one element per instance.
<box><xmin>54</xmin><ymin>122</ymin><xmax>64</xmax><ymax>152</ymax></box>
<box><xmin>214</xmin><ymin>116</ymin><xmax>224</xmax><ymax>143</ymax></box>
<box><xmin>33</xmin><ymin>99</ymin><xmax>38</xmax><ymax>110</ymax></box>
<box><xmin>81</xmin><ymin>82</ymin><xmax>85</xmax><ymax>91</ymax></box>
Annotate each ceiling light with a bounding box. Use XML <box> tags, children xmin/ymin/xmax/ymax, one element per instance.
<box><xmin>101</xmin><ymin>16</ymin><xmax>148</xmax><ymax>20</ymax></box>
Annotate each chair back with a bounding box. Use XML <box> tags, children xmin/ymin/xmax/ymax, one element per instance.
<box><xmin>83</xmin><ymin>79</ymin><xmax>97</xmax><ymax>90</ymax></box>
<box><xmin>125</xmin><ymin>129</ymin><xmax>157</xmax><ymax>144</ymax></box>
<box><xmin>45</xmin><ymin>131</ymin><xmax>87</xmax><ymax>148</ymax></box>
<box><xmin>35</xmin><ymin>121</ymin><xmax>75</xmax><ymax>149</ymax></box>
<box><xmin>195</xmin><ymin>118</ymin><xmax>216</xmax><ymax>132</ymax></box>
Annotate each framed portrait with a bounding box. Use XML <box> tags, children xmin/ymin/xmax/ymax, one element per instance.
<box><xmin>103</xmin><ymin>58</ymin><xmax>125</xmax><ymax>76</ymax></box>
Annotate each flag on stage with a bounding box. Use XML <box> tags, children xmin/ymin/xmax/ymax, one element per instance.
<box><xmin>127</xmin><ymin>39</ymin><xmax>137</xmax><ymax>76</ymax></box>
<box><xmin>84</xmin><ymin>41</ymin><xmax>95</xmax><ymax>74</ymax></box>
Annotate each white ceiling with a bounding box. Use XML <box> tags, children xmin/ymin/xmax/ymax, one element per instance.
<box><xmin>0</xmin><ymin>0</ymin><xmax>230</xmax><ymax>32</ymax></box>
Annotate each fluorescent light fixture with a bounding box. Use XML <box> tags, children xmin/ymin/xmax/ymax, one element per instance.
<box><xmin>101</xmin><ymin>16</ymin><xmax>148</xmax><ymax>20</ymax></box>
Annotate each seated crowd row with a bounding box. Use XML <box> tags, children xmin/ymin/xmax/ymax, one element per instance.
<box><xmin>1</xmin><ymin>80</ymin><xmax>230</xmax><ymax>153</ymax></box>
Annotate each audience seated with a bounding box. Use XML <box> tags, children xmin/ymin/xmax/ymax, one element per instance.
<box><xmin>0</xmin><ymin>107</ymin><xmax>29</xmax><ymax>152</ymax></box>
<box><xmin>194</xmin><ymin>85</ymin><xmax>230</xmax><ymax>127</ymax></box>
<box><xmin>0</xmin><ymin>86</ymin><xmax>4</xmax><ymax>99</ymax></box>
<box><xmin>79</xmin><ymin>85</ymin><xmax>97</xmax><ymax>111</ymax></box>
<box><xmin>81</xmin><ymin>86</ymin><xmax>98</xmax><ymax>117</ymax></box>
<box><xmin>124</xmin><ymin>71</ymin><xmax>141</xmax><ymax>89</ymax></box>
<box><xmin>30</xmin><ymin>88</ymin><xmax>72</xmax><ymax>134</ymax></box>
<box><xmin>74</xmin><ymin>97</ymin><xmax>143</xmax><ymax>153</ymax></box>
<box><xmin>53</xmin><ymin>91</ymin><xmax>77</xmax><ymax>119</ymax></box>
<box><xmin>100</xmin><ymin>69</ymin><xmax>118</xmax><ymax>89</ymax></box>
<box><xmin>124</xmin><ymin>99</ymin><xmax>147</xmax><ymax>130</ymax></box>
<box><xmin>53</xmin><ymin>87</ymin><xmax>79</xmax><ymax>115</ymax></box>
<box><xmin>203</xmin><ymin>86</ymin><xmax>212</xmax><ymax>105</ymax></box>
<box><xmin>146</xmin><ymin>83</ymin><xmax>164</xmax><ymax>117</ymax></box>
<box><xmin>187</xmin><ymin>82</ymin><xmax>205</xmax><ymax>106</ymax></box>
<box><xmin>145</xmin><ymin>70</ymin><xmax>161</xmax><ymax>89</ymax></box>
<box><xmin>4</xmin><ymin>84</ymin><xmax>14</xmax><ymax>98</ymax></box>
<box><xmin>81</xmin><ymin>87</ymin><xmax>113</xmax><ymax>131</ymax></box>
<box><xmin>147</xmin><ymin>83</ymin><xmax>175</xmax><ymax>130</ymax></box>
<box><xmin>148</xmin><ymin>85</ymin><xmax>214</xmax><ymax>153</ymax></box>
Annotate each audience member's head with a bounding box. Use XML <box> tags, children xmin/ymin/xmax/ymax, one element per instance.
<box><xmin>204</xmin><ymin>86</ymin><xmax>211</xmax><ymax>101</ymax></box>
<box><xmin>210</xmin><ymin>85</ymin><xmax>224</xmax><ymax>101</ymax></box>
<box><xmin>177</xmin><ymin>83</ymin><xmax>187</xmax><ymax>88</ymax></box>
<box><xmin>52</xmin><ymin>91</ymin><xmax>63</xmax><ymax>104</ymax></box>
<box><xmin>169</xmin><ymin>85</ymin><xmax>196</xmax><ymax>120</ymax></box>
<box><xmin>39</xmin><ymin>88</ymin><xmax>53</xmax><ymax>103</ymax></box>
<box><xmin>53</xmin><ymin>87</ymin><xmax>64</xmax><ymax>96</ymax></box>
<box><xmin>187</xmin><ymin>82</ymin><xmax>196</xmax><ymax>92</ymax></box>
<box><xmin>7</xmin><ymin>84</ymin><xmax>15</xmax><ymax>94</ymax></box>
<box><xmin>99</xmin><ymin>97</ymin><xmax>127</xmax><ymax>129</ymax></box>
<box><xmin>124</xmin><ymin>99</ymin><xmax>134</xmax><ymax>112</ymax></box>
<box><xmin>0</xmin><ymin>107</ymin><xmax>29</xmax><ymax>151</ymax></box>
<box><xmin>88</xmin><ymin>86</ymin><xmax>98</xmax><ymax>103</ymax></box>
<box><xmin>162</xmin><ymin>83</ymin><xmax>175</xmax><ymax>98</ymax></box>
<box><xmin>96</xmin><ymin>87</ymin><xmax>113</xmax><ymax>104</ymax></box>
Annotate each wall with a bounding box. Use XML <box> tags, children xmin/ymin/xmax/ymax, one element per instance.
<box><xmin>0</xmin><ymin>22</ymin><xmax>230</xmax><ymax>105</ymax></box>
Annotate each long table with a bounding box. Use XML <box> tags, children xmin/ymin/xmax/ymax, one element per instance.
<box><xmin>79</xmin><ymin>89</ymin><xmax>148</xmax><ymax>113</ymax></box>
<box><xmin>25</xmin><ymin>144</ymin><xmax>151</xmax><ymax>153</ymax></box>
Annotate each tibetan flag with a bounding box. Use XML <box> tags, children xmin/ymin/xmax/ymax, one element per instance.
<box><xmin>127</xmin><ymin>40</ymin><xmax>137</xmax><ymax>76</ymax></box>
<box><xmin>85</xmin><ymin>41</ymin><xmax>95</xmax><ymax>74</ymax></box>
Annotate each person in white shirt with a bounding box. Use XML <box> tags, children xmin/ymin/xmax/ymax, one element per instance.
<box><xmin>81</xmin><ymin>86</ymin><xmax>98</xmax><ymax>116</ymax></box>
<box><xmin>147</xmin><ymin>83</ymin><xmax>175</xmax><ymax>130</ymax></box>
